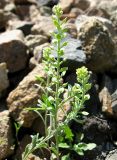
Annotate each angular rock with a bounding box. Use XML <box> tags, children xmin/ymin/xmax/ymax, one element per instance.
<box><xmin>53</xmin><ymin>37</ymin><xmax>86</xmax><ymax>71</ymax></box>
<box><xmin>7</xmin><ymin>20</ymin><xmax>34</xmax><ymax>36</ymax></box>
<box><xmin>0</xmin><ymin>110</ymin><xmax>14</xmax><ymax>159</ymax></box>
<box><xmin>74</xmin><ymin>0</ymin><xmax>90</xmax><ymax>11</ymax></box>
<box><xmin>15</xmin><ymin>4</ymin><xmax>40</xmax><ymax>22</ymax></box>
<box><xmin>13</xmin><ymin>0</ymin><xmax>36</xmax><ymax>4</ymax></box>
<box><xmin>106</xmin><ymin>149</ymin><xmax>117</xmax><ymax>160</ymax></box>
<box><xmin>99</xmin><ymin>75</ymin><xmax>117</xmax><ymax>118</ymax></box>
<box><xmin>37</xmin><ymin>0</ymin><xmax>58</xmax><ymax>7</ymax></box>
<box><xmin>0</xmin><ymin>0</ymin><xmax>11</xmax><ymax>9</ymax></box>
<box><xmin>31</xmin><ymin>16</ymin><xmax>54</xmax><ymax>37</ymax></box>
<box><xmin>76</xmin><ymin>16</ymin><xmax>117</xmax><ymax>72</ymax></box>
<box><xmin>59</xmin><ymin>0</ymin><xmax>74</xmax><ymax>13</ymax></box>
<box><xmin>7</xmin><ymin>64</ymin><xmax>46</xmax><ymax>127</ymax></box>
<box><xmin>0</xmin><ymin>63</ymin><xmax>9</xmax><ymax>97</ymax></box>
<box><xmin>25</xmin><ymin>34</ymin><xmax>48</xmax><ymax>53</ymax></box>
<box><xmin>0</xmin><ymin>30</ymin><xmax>28</xmax><ymax>73</ymax></box>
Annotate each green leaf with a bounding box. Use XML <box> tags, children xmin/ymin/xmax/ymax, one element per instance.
<box><xmin>61</xmin><ymin>154</ymin><xmax>70</xmax><ymax>160</ymax></box>
<box><xmin>63</xmin><ymin>125</ymin><xmax>74</xmax><ymax>141</ymax></box>
<box><xmin>86</xmin><ymin>143</ymin><xmax>96</xmax><ymax>150</ymax></box>
<box><xmin>81</xmin><ymin>111</ymin><xmax>89</xmax><ymax>116</ymax></box>
<box><xmin>59</xmin><ymin>143</ymin><xmax>70</xmax><ymax>149</ymax></box>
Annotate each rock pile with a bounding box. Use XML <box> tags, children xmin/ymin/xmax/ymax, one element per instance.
<box><xmin>0</xmin><ymin>0</ymin><xmax>117</xmax><ymax>159</ymax></box>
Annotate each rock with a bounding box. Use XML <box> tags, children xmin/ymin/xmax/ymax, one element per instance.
<box><xmin>37</xmin><ymin>0</ymin><xmax>58</xmax><ymax>7</ymax></box>
<box><xmin>74</xmin><ymin>0</ymin><xmax>90</xmax><ymax>11</ymax></box>
<box><xmin>39</xmin><ymin>6</ymin><xmax>52</xmax><ymax>16</ymax></box>
<box><xmin>14</xmin><ymin>134</ymin><xmax>31</xmax><ymax>160</ymax></box>
<box><xmin>0</xmin><ymin>30</ymin><xmax>28</xmax><ymax>73</ymax></box>
<box><xmin>59</xmin><ymin>0</ymin><xmax>74</xmax><ymax>13</ymax></box>
<box><xmin>13</xmin><ymin>0</ymin><xmax>37</xmax><ymax>4</ymax></box>
<box><xmin>15</xmin><ymin>4</ymin><xmax>39</xmax><ymax>21</ymax></box>
<box><xmin>53</xmin><ymin>37</ymin><xmax>86</xmax><ymax>71</ymax></box>
<box><xmin>0</xmin><ymin>110</ymin><xmax>14</xmax><ymax>159</ymax></box>
<box><xmin>31</xmin><ymin>16</ymin><xmax>54</xmax><ymax>37</ymax></box>
<box><xmin>65</xmin><ymin>23</ymin><xmax>77</xmax><ymax>38</ymax></box>
<box><xmin>34</xmin><ymin>43</ymin><xmax>49</xmax><ymax>61</ymax></box>
<box><xmin>4</xmin><ymin>3</ymin><xmax>16</xmax><ymax>12</ymax></box>
<box><xmin>0</xmin><ymin>0</ymin><xmax>11</xmax><ymax>9</ymax></box>
<box><xmin>0</xmin><ymin>63</ymin><xmax>9</xmax><ymax>97</ymax></box>
<box><xmin>99</xmin><ymin>75</ymin><xmax>117</xmax><ymax>118</ymax></box>
<box><xmin>29</xmin><ymin>43</ymin><xmax>49</xmax><ymax>69</ymax></box>
<box><xmin>76</xmin><ymin>16</ymin><xmax>116</xmax><ymax>72</ymax></box>
<box><xmin>25</xmin><ymin>34</ymin><xmax>48</xmax><ymax>54</ymax></box>
<box><xmin>0</xmin><ymin>10</ymin><xmax>6</xmax><ymax>30</ymax></box>
<box><xmin>7</xmin><ymin>20</ymin><xmax>34</xmax><ymax>36</ymax></box>
<box><xmin>106</xmin><ymin>149</ymin><xmax>117</xmax><ymax>160</ymax></box>
<box><xmin>7</xmin><ymin>64</ymin><xmax>46</xmax><ymax>127</ymax></box>
<box><xmin>70</xmin><ymin>7</ymin><xmax>84</xmax><ymax>19</ymax></box>
<box><xmin>87</xmin><ymin>7</ymin><xmax>110</xmax><ymax>19</ymax></box>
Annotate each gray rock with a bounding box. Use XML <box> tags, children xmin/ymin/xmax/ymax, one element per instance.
<box><xmin>53</xmin><ymin>37</ymin><xmax>86</xmax><ymax>71</ymax></box>
<box><xmin>106</xmin><ymin>149</ymin><xmax>117</xmax><ymax>160</ymax></box>
<box><xmin>0</xmin><ymin>30</ymin><xmax>28</xmax><ymax>73</ymax></box>
<box><xmin>0</xmin><ymin>110</ymin><xmax>14</xmax><ymax>159</ymax></box>
<box><xmin>25</xmin><ymin>34</ymin><xmax>48</xmax><ymax>53</ymax></box>
<box><xmin>77</xmin><ymin>17</ymin><xmax>117</xmax><ymax>72</ymax></box>
<box><xmin>7</xmin><ymin>20</ymin><xmax>34</xmax><ymax>36</ymax></box>
<box><xmin>37</xmin><ymin>0</ymin><xmax>58</xmax><ymax>7</ymax></box>
<box><xmin>7</xmin><ymin>64</ymin><xmax>46</xmax><ymax>127</ymax></box>
<box><xmin>0</xmin><ymin>63</ymin><xmax>9</xmax><ymax>97</ymax></box>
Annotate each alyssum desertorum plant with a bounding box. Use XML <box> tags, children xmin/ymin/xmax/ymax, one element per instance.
<box><xmin>22</xmin><ymin>5</ymin><xmax>96</xmax><ymax>160</ymax></box>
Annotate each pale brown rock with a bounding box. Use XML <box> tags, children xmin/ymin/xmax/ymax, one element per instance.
<box><xmin>0</xmin><ymin>63</ymin><xmax>9</xmax><ymax>96</ymax></box>
<box><xmin>25</xmin><ymin>35</ymin><xmax>48</xmax><ymax>53</ymax></box>
<box><xmin>59</xmin><ymin>0</ymin><xmax>74</xmax><ymax>13</ymax></box>
<box><xmin>0</xmin><ymin>30</ymin><xmax>28</xmax><ymax>73</ymax></box>
<box><xmin>77</xmin><ymin>17</ymin><xmax>116</xmax><ymax>72</ymax></box>
<box><xmin>7</xmin><ymin>64</ymin><xmax>46</xmax><ymax>127</ymax></box>
<box><xmin>74</xmin><ymin>0</ymin><xmax>90</xmax><ymax>11</ymax></box>
<box><xmin>0</xmin><ymin>110</ymin><xmax>14</xmax><ymax>159</ymax></box>
<box><xmin>31</xmin><ymin>16</ymin><xmax>54</xmax><ymax>37</ymax></box>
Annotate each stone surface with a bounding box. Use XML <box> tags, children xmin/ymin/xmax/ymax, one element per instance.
<box><xmin>74</xmin><ymin>0</ymin><xmax>90</xmax><ymax>11</ymax></box>
<box><xmin>59</xmin><ymin>0</ymin><xmax>74</xmax><ymax>13</ymax></box>
<box><xmin>53</xmin><ymin>37</ymin><xmax>86</xmax><ymax>71</ymax></box>
<box><xmin>25</xmin><ymin>34</ymin><xmax>48</xmax><ymax>54</ymax></box>
<box><xmin>7</xmin><ymin>64</ymin><xmax>46</xmax><ymax>127</ymax></box>
<box><xmin>37</xmin><ymin>0</ymin><xmax>58</xmax><ymax>7</ymax></box>
<box><xmin>106</xmin><ymin>149</ymin><xmax>117</xmax><ymax>160</ymax></box>
<box><xmin>7</xmin><ymin>20</ymin><xmax>34</xmax><ymax>36</ymax></box>
<box><xmin>31</xmin><ymin>16</ymin><xmax>54</xmax><ymax>37</ymax></box>
<box><xmin>0</xmin><ymin>110</ymin><xmax>14</xmax><ymax>159</ymax></box>
<box><xmin>0</xmin><ymin>30</ymin><xmax>28</xmax><ymax>73</ymax></box>
<box><xmin>14</xmin><ymin>0</ymin><xmax>36</xmax><ymax>4</ymax></box>
<box><xmin>0</xmin><ymin>63</ymin><xmax>9</xmax><ymax>96</ymax></box>
<box><xmin>77</xmin><ymin>16</ymin><xmax>117</xmax><ymax>72</ymax></box>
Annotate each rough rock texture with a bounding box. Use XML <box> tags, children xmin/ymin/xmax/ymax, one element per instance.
<box><xmin>31</xmin><ymin>16</ymin><xmax>54</xmax><ymax>37</ymax></box>
<box><xmin>53</xmin><ymin>37</ymin><xmax>86</xmax><ymax>71</ymax></box>
<box><xmin>59</xmin><ymin>0</ymin><xmax>74</xmax><ymax>13</ymax></box>
<box><xmin>0</xmin><ymin>110</ymin><xmax>14</xmax><ymax>159</ymax></box>
<box><xmin>74</xmin><ymin>0</ymin><xmax>90</xmax><ymax>11</ymax></box>
<box><xmin>25</xmin><ymin>34</ymin><xmax>48</xmax><ymax>53</ymax></box>
<box><xmin>7</xmin><ymin>64</ymin><xmax>46</xmax><ymax>127</ymax></box>
<box><xmin>77</xmin><ymin>17</ymin><xmax>117</xmax><ymax>72</ymax></box>
<box><xmin>0</xmin><ymin>30</ymin><xmax>28</xmax><ymax>73</ymax></box>
<box><xmin>106</xmin><ymin>150</ymin><xmax>117</xmax><ymax>160</ymax></box>
<box><xmin>7</xmin><ymin>20</ymin><xmax>34</xmax><ymax>36</ymax></box>
<box><xmin>0</xmin><ymin>63</ymin><xmax>9</xmax><ymax>96</ymax></box>
<box><xmin>37</xmin><ymin>0</ymin><xmax>58</xmax><ymax>7</ymax></box>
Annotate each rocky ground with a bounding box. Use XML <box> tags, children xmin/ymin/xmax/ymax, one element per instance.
<box><xmin>0</xmin><ymin>0</ymin><xmax>117</xmax><ymax>159</ymax></box>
